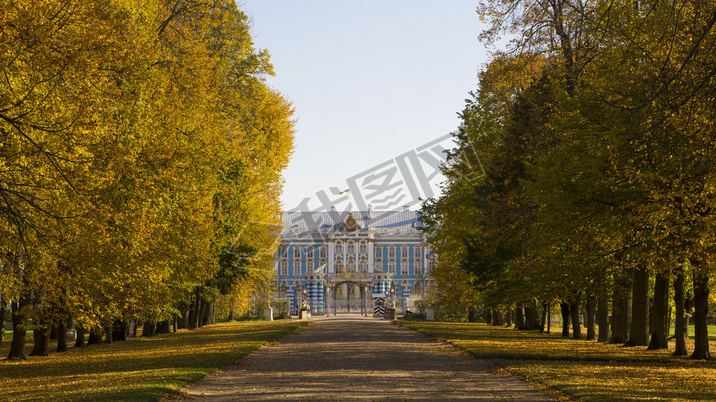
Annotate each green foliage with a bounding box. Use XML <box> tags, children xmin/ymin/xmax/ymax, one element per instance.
<box><xmin>414</xmin><ymin>300</ymin><xmax>428</xmax><ymax>314</ymax></box>
<box><xmin>0</xmin><ymin>0</ymin><xmax>295</xmax><ymax>358</ymax></box>
<box><xmin>422</xmin><ymin>2</ymin><xmax>716</xmax><ymax>362</ymax></box>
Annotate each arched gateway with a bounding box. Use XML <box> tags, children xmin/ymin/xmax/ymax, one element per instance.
<box><xmin>275</xmin><ymin>209</ymin><xmax>435</xmax><ymax>316</ymax></box>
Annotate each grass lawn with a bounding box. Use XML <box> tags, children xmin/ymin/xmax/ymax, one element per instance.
<box><xmin>402</xmin><ymin>321</ymin><xmax>716</xmax><ymax>402</ymax></box>
<box><xmin>0</xmin><ymin>320</ymin><xmax>303</xmax><ymax>401</ymax></box>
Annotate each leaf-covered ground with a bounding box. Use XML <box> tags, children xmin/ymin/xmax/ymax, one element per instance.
<box><xmin>0</xmin><ymin>320</ymin><xmax>303</xmax><ymax>401</ymax></box>
<box><xmin>402</xmin><ymin>321</ymin><xmax>716</xmax><ymax>402</ymax></box>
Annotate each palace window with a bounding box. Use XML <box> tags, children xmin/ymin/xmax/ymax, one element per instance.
<box><xmin>335</xmin><ymin>243</ymin><xmax>343</xmax><ymax>255</ymax></box>
<box><xmin>388</xmin><ymin>246</ymin><xmax>396</xmax><ymax>259</ymax></box>
<box><xmin>293</xmin><ymin>247</ymin><xmax>301</xmax><ymax>259</ymax></box>
<box><xmin>280</xmin><ymin>247</ymin><xmax>288</xmax><ymax>259</ymax></box>
<box><xmin>400</xmin><ymin>259</ymin><xmax>409</xmax><ymax>276</ymax></box>
<box><xmin>280</xmin><ymin>261</ymin><xmax>288</xmax><ymax>276</ymax></box>
<box><xmin>375</xmin><ymin>258</ymin><xmax>383</xmax><ymax>270</ymax></box>
<box><xmin>319</xmin><ymin>258</ymin><xmax>326</xmax><ymax>268</ymax></box>
<box><xmin>335</xmin><ymin>260</ymin><xmax>344</xmax><ymax>273</ymax></box>
<box><xmin>415</xmin><ymin>246</ymin><xmax>422</xmax><ymax>259</ymax></box>
<box><xmin>347</xmin><ymin>242</ymin><xmax>355</xmax><ymax>254</ymax></box>
<box><xmin>401</xmin><ymin>246</ymin><xmax>409</xmax><ymax>259</ymax></box>
<box><xmin>375</xmin><ymin>246</ymin><xmax>383</xmax><ymax>259</ymax></box>
<box><xmin>306</xmin><ymin>247</ymin><xmax>314</xmax><ymax>259</ymax></box>
<box><xmin>306</xmin><ymin>259</ymin><xmax>314</xmax><ymax>272</ymax></box>
<box><xmin>415</xmin><ymin>259</ymin><xmax>423</xmax><ymax>277</ymax></box>
<box><xmin>319</xmin><ymin>247</ymin><xmax>327</xmax><ymax>259</ymax></box>
<box><xmin>293</xmin><ymin>259</ymin><xmax>301</xmax><ymax>276</ymax></box>
<box><xmin>387</xmin><ymin>259</ymin><xmax>396</xmax><ymax>274</ymax></box>
<box><xmin>359</xmin><ymin>242</ymin><xmax>367</xmax><ymax>254</ymax></box>
<box><xmin>359</xmin><ymin>259</ymin><xmax>368</xmax><ymax>273</ymax></box>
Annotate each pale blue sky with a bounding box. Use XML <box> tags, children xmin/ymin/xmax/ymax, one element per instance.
<box><xmin>238</xmin><ymin>1</ymin><xmax>489</xmax><ymax>210</ymax></box>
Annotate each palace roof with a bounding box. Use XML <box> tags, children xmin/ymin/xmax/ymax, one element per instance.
<box><xmin>282</xmin><ymin>210</ymin><xmax>423</xmax><ymax>233</ymax></box>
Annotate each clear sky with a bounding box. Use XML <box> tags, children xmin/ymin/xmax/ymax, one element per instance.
<box><xmin>238</xmin><ymin>1</ymin><xmax>489</xmax><ymax>211</ymax></box>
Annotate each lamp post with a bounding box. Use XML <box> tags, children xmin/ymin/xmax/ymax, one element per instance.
<box><xmin>303</xmin><ymin>287</ymin><xmax>309</xmax><ymax>310</ymax></box>
<box><xmin>325</xmin><ymin>285</ymin><xmax>330</xmax><ymax>316</ymax></box>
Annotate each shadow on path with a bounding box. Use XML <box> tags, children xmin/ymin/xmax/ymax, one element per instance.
<box><xmin>178</xmin><ymin>315</ymin><xmax>556</xmax><ymax>401</ymax></box>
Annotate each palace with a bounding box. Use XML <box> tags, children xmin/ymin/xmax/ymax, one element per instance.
<box><xmin>274</xmin><ymin>207</ymin><xmax>435</xmax><ymax>316</ymax></box>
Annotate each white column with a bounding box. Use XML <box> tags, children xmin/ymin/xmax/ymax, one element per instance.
<box><xmin>368</xmin><ymin>238</ymin><xmax>374</xmax><ymax>273</ymax></box>
<box><xmin>328</xmin><ymin>239</ymin><xmax>334</xmax><ymax>273</ymax></box>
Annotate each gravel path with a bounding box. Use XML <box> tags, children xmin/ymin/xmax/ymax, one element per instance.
<box><xmin>180</xmin><ymin>315</ymin><xmax>556</xmax><ymax>401</ymax></box>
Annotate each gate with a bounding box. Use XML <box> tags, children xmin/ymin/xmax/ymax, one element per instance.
<box><xmin>329</xmin><ymin>281</ymin><xmax>370</xmax><ymax>315</ymax></box>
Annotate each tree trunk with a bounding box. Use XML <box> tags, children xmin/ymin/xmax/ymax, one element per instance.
<box><xmin>505</xmin><ymin>309</ymin><xmax>513</xmax><ymax>327</ymax></box>
<box><xmin>586</xmin><ymin>295</ymin><xmax>596</xmax><ymax>340</ymax></box>
<box><xmin>228</xmin><ymin>308</ymin><xmax>235</xmax><ymax>322</ymax></box>
<box><xmin>560</xmin><ymin>302</ymin><xmax>570</xmax><ymax>337</ymax></box>
<box><xmin>202</xmin><ymin>301</ymin><xmax>213</xmax><ymax>326</ymax></box>
<box><xmin>524</xmin><ymin>304</ymin><xmax>538</xmax><ymax>330</ymax></box>
<box><xmin>142</xmin><ymin>320</ymin><xmax>156</xmax><ymax>337</ymax></box>
<box><xmin>75</xmin><ymin>325</ymin><xmax>86</xmax><ymax>348</ymax></box>
<box><xmin>87</xmin><ymin>328</ymin><xmax>103</xmax><ymax>345</ymax></box>
<box><xmin>56</xmin><ymin>320</ymin><xmax>68</xmax><ymax>352</ymax></box>
<box><xmin>189</xmin><ymin>290</ymin><xmax>201</xmax><ymax>329</ymax></box>
<box><xmin>673</xmin><ymin>267</ymin><xmax>688</xmax><ymax>356</ymax></box>
<box><xmin>0</xmin><ymin>296</ymin><xmax>6</xmax><ymax>346</ymax></box>
<box><xmin>156</xmin><ymin>319</ymin><xmax>171</xmax><ymax>334</ymax></box>
<box><xmin>691</xmin><ymin>267</ymin><xmax>710</xmax><ymax>360</ymax></box>
<box><xmin>8</xmin><ymin>300</ymin><xmax>29</xmax><ymax>359</ymax></box>
<box><xmin>648</xmin><ymin>271</ymin><xmax>669</xmax><ymax>350</ymax></box>
<box><xmin>173</xmin><ymin>314</ymin><xmax>178</xmax><ymax>333</ymax></box>
<box><xmin>104</xmin><ymin>323</ymin><xmax>113</xmax><ymax>344</ymax></box>
<box><xmin>610</xmin><ymin>287</ymin><xmax>631</xmax><ymax>343</ymax></box>
<box><xmin>29</xmin><ymin>322</ymin><xmax>52</xmax><ymax>357</ymax></box>
<box><xmin>539</xmin><ymin>303</ymin><xmax>548</xmax><ymax>333</ymax></box>
<box><xmin>180</xmin><ymin>309</ymin><xmax>189</xmax><ymax>329</ymax></box>
<box><xmin>485</xmin><ymin>308</ymin><xmax>492</xmax><ymax>324</ymax></box>
<box><xmin>113</xmin><ymin>320</ymin><xmax>128</xmax><ymax>341</ymax></box>
<box><xmin>547</xmin><ymin>304</ymin><xmax>551</xmax><ymax>333</ymax></box>
<box><xmin>515</xmin><ymin>304</ymin><xmax>525</xmax><ymax>329</ymax></box>
<box><xmin>597</xmin><ymin>296</ymin><xmax>610</xmax><ymax>342</ymax></box>
<box><xmin>570</xmin><ymin>296</ymin><xmax>582</xmax><ymax>339</ymax></box>
<box><xmin>627</xmin><ymin>265</ymin><xmax>649</xmax><ymax>346</ymax></box>
<box><xmin>493</xmin><ymin>310</ymin><xmax>503</xmax><ymax>326</ymax></box>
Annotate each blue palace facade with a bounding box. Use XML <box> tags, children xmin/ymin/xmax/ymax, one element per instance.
<box><xmin>274</xmin><ymin>208</ymin><xmax>435</xmax><ymax>316</ymax></box>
